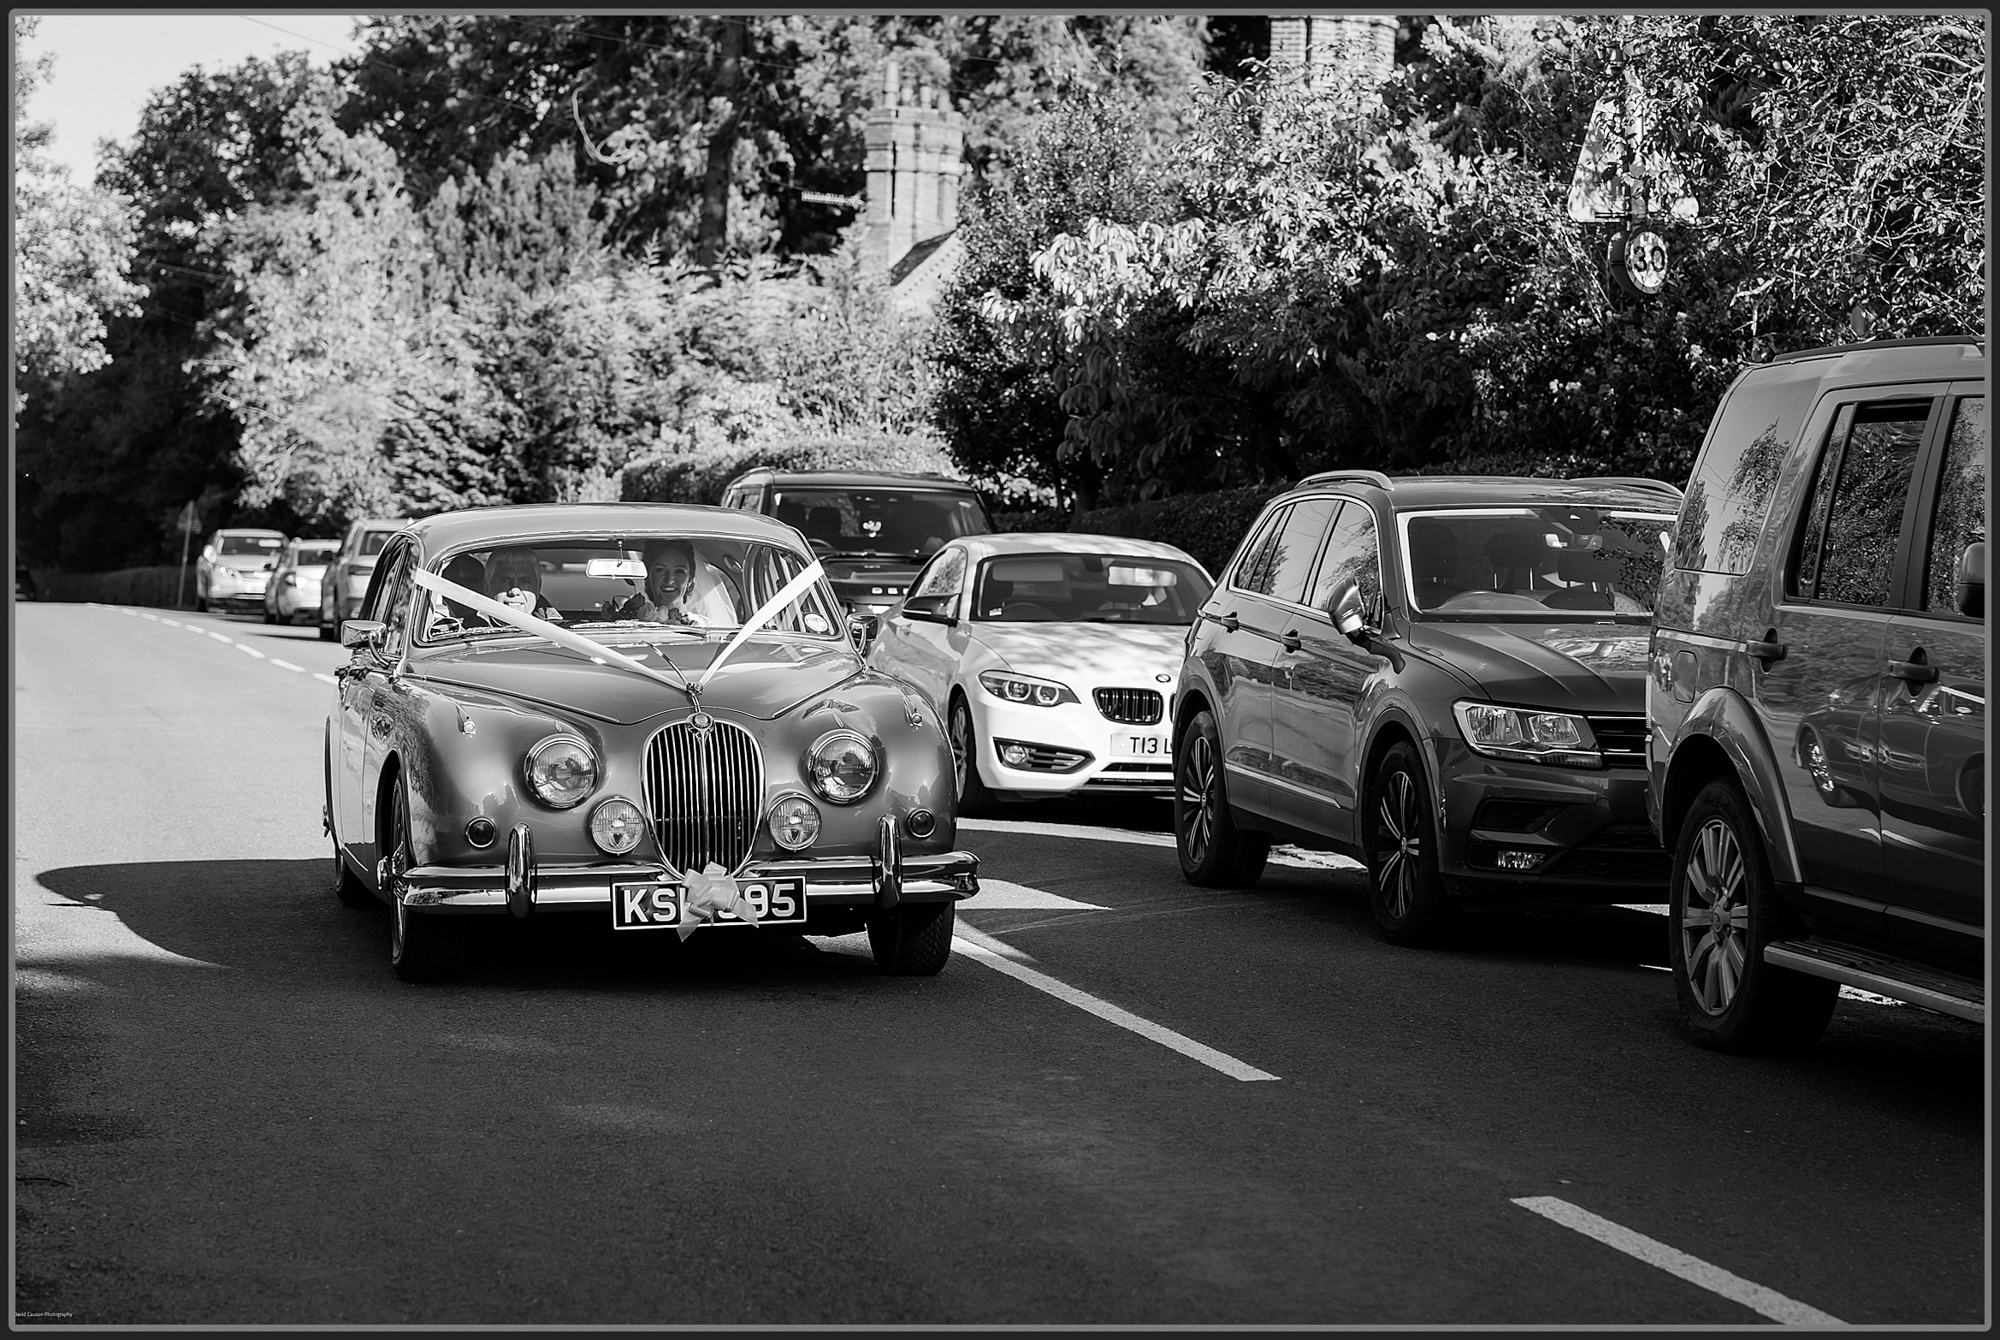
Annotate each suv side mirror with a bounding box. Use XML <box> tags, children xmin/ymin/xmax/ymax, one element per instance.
<box><xmin>848</xmin><ymin>613</ymin><xmax>879</xmax><ymax>652</ymax></box>
<box><xmin>340</xmin><ymin>619</ymin><xmax>387</xmax><ymax>652</ymax></box>
<box><xmin>902</xmin><ymin>593</ymin><xmax>958</xmax><ymax>626</ymax></box>
<box><xmin>1955</xmin><ymin>541</ymin><xmax>1984</xmax><ymax>619</ymax></box>
<box><xmin>1326</xmin><ymin>579</ymin><xmax>1373</xmax><ymax>644</ymax></box>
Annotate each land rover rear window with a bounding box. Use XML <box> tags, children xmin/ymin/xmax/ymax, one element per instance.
<box><xmin>1802</xmin><ymin>400</ymin><xmax>1933</xmax><ymax>608</ymax></box>
<box><xmin>1672</xmin><ymin>362</ymin><xmax>1824</xmax><ymax>574</ymax></box>
<box><xmin>1923</xmin><ymin>396</ymin><xmax>1986</xmax><ymax>613</ymax></box>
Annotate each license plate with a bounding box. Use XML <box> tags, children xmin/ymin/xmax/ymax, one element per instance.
<box><xmin>1121</xmin><ymin>734</ymin><xmax>1168</xmax><ymax>756</ymax></box>
<box><xmin>610</xmin><ymin>877</ymin><xmax>809</xmax><ymax>931</ymax></box>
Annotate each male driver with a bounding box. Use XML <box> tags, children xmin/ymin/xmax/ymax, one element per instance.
<box><xmin>486</xmin><ymin>546</ymin><xmax>564</xmax><ymax>622</ymax></box>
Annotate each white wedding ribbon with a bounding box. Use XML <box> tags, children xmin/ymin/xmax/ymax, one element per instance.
<box><xmin>677</xmin><ymin>862</ymin><xmax>762</xmax><ymax>940</ymax></box>
<box><xmin>694</xmin><ymin>558</ymin><xmax>828</xmax><ymax>693</ymax></box>
<box><xmin>410</xmin><ymin>568</ymin><xmax>694</xmax><ymax>700</ymax></box>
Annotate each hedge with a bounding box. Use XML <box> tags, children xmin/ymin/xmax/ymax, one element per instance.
<box><xmin>621</xmin><ymin>432</ymin><xmax>963</xmax><ymax>507</ymax></box>
<box><xmin>994</xmin><ymin>482</ymin><xmax>1292</xmax><ymax>575</ymax></box>
<box><xmin>28</xmin><ymin>565</ymin><xmax>198</xmax><ymax>609</ymax></box>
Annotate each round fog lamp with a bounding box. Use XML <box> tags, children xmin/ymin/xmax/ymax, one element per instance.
<box><xmin>588</xmin><ymin>798</ymin><xmax>645</xmax><ymax>855</ymax></box>
<box><xmin>1000</xmin><ymin>743</ymin><xmax>1030</xmax><ymax>767</ymax></box>
<box><xmin>465</xmin><ymin>817</ymin><xmax>497</xmax><ymax>848</ymax></box>
<box><xmin>906</xmin><ymin>808</ymin><xmax>936</xmax><ymax>839</ymax></box>
<box><xmin>769</xmin><ymin>794</ymin><xmax>822</xmax><ymax>850</ymax></box>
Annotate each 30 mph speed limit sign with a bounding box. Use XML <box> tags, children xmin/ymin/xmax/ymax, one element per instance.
<box><xmin>1610</xmin><ymin>229</ymin><xmax>1669</xmax><ymax>296</ymax></box>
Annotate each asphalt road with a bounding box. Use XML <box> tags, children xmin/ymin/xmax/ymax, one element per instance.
<box><xmin>13</xmin><ymin>601</ymin><xmax>1986</xmax><ymax>1326</ymax></box>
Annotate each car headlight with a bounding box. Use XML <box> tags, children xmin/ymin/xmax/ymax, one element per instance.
<box><xmin>805</xmin><ymin>730</ymin><xmax>878</xmax><ymax>805</ymax></box>
<box><xmin>588</xmin><ymin>797</ymin><xmax>645</xmax><ymax>854</ymax></box>
<box><xmin>768</xmin><ymin>793</ymin><xmax>822</xmax><ymax>850</ymax></box>
<box><xmin>1452</xmin><ymin>701</ymin><xmax>1601</xmax><ymax>768</ymax></box>
<box><xmin>977</xmin><ymin>670</ymin><xmax>1078</xmax><ymax>708</ymax></box>
<box><xmin>524</xmin><ymin>734</ymin><xmax>599</xmax><ymax>808</ymax></box>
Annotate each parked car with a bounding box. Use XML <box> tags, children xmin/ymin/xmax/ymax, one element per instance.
<box><xmin>1650</xmin><ymin>335</ymin><xmax>1985</xmax><ymax>1051</ymax></box>
<box><xmin>1172</xmin><ymin>471</ymin><xmax>1684</xmax><ymax>944</ymax></box>
<box><xmin>319</xmin><ymin>517</ymin><xmax>406</xmax><ymax>641</ymax></box>
<box><xmin>865</xmin><ymin>533</ymin><xmax>1214</xmax><ymax>812</ymax></box>
<box><xmin>15</xmin><ymin>561</ymin><xmax>37</xmax><ymax>602</ymax></box>
<box><xmin>265</xmin><ymin>538</ymin><xmax>339</xmax><ymax>625</ymax></box>
<box><xmin>195</xmin><ymin>528</ymin><xmax>287</xmax><ymax>614</ymax></box>
<box><xmin>323</xmin><ymin>502</ymin><xmax>979</xmax><ymax>982</ymax></box>
<box><xmin>717</xmin><ymin>469</ymin><xmax>994</xmax><ymax>616</ymax></box>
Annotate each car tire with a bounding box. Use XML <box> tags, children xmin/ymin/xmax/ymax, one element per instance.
<box><xmin>1669</xmin><ymin>778</ymin><xmax>1836</xmax><ymax>1053</ymax></box>
<box><xmin>383</xmin><ymin>778</ymin><xmax>462</xmax><ymax>983</ymax></box>
<box><xmin>1174</xmin><ymin>707</ymin><xmax>1270</xmax><ymax>887</ymax></box>
<box><xmin>1362</xmin><ymin>741</ymin><xmax>1456</xmax><ymax>946</ymax></box>
<box><xmin>948</xmin><ymin>694</ymin><xmax>997</xmax><ymax>818</ymax></box>
<box><xmin>867</xmin><ymin>902</ymin><xmax>955</xmax><ymax>976</ymax></box>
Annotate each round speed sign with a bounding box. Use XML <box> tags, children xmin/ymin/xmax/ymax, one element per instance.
<box><xmin>1609</xmin><ymin>229</ymin><xmax>1669</xmax><ymax>296</ymax></box>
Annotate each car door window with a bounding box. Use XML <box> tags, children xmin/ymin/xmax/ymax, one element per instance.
<box><xmin>1232</xmin><ymin>506</ymin><xmax>1290</xmax><ymax>596</ymax></box>
<box><xmin>363</xmin><ymin>542</ymin><xmax>410</xmax><ymax>625</ymax></box>
<box><xmin>378</xmin><ymin>550</ymin><xmax>416</xmax><ymax>658</ymax></box>
<box><xmin>1265</xmin><ymin>497</ymin><xmax>1339</xmax><ymax>607</ymax></box>
<box><xmin>1306</xmin><ymin>501</ymin><xmax>1382</xmax><ymax>615</ymax></box>
<box><xmin>1793</xmin><ymin>399</ymin><xmax>1934</xmax><ymax>608</ymax></box>
<box><xmin>1921</xmin><ymin>396</ymin><xmax>1985</xmax><ymax>615</ymax></box>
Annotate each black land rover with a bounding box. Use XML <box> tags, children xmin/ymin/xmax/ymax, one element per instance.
<box><xmin>1173</xmin><ymin>471</ymin><xmax>1684</xmax><ymax>945</ymax></box>
<box><xmin>1651</xmin><ymin>335</ymin><xmax>1985</xmax><ymax>1052</ymax></box>
<box><xmin>718</xmin><ymin>469</ymin><xmax>994</xmax><ymax>616</ymax></box>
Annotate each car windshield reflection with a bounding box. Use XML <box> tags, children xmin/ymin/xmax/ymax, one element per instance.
<box><xmin>1399</xmin><ymin>506</ymin><xmax>1675</xmax><ymax>622</ymax></box>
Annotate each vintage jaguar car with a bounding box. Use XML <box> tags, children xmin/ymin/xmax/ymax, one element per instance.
<box><xmin>323</xmin><ymin>503</ymin><xmax>979</xmax><ymax>982</ymax></box>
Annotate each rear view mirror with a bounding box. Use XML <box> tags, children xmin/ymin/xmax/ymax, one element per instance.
<box><xmin>902</xmin><ymin>594</ymin><xmax>958</xmax><ymax>626</ymax></box>
<box><xmin>1955</xmin><ymin>541</ymin><xmax>1984</xmax><ymax>619</ymax></box>
<box><xmin>341</xmin><ymin>619</ymin><xmax>386</xmax><ymax>651</ymax></box>
<box><xmin>585</xmin><ymin>558</ymin><xmax>647</xmax><ymax>580</ymax></box>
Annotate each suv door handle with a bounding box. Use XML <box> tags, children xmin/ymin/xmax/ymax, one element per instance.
<box><xmin>1744</xmin><ymin>637</ymin><xmax>1787</xmax><ymax>666</ymax></box>
<box><xmin>1886</xmin><ymin>657</ymin><xmax>1940</xmax><ymax>684</ymax></box>
<box><xmin>1279</xmin><ymin>629</ymin><xmax>1303</xmax><ymax>652</ymax></box>
<box><xmin>1211</xmin><ymin>610</ymin><xmax>1240</xmax><ymax>632</ymax></box>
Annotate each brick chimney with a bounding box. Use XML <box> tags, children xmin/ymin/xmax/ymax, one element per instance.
<box><xmin>862</xmin><ymin>58</ymin><xmax>966</xmax><ymax>277</ymax></box>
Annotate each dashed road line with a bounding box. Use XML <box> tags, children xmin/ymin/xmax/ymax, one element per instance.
<box><xmin>952</xmin><ymin>931</ymin><xmax>1279</xmax><ymax>1083</ymax></box>
<box><xmin>208</xmin><ymin>631</ymin><xmax>233</xmax><ymax>643</ymax></box>
<box><xmin>1511</xmin><ymin>1196</ymin><xmax>1843</xmax><ymax>1325</ymax></box>
<box><xmin>959</xmin><ymin>816</ymin><xmax>1362</xmax><ymax>871</ymax></box>
<box><xmin>312</xmin><ymin>672</ymin><xmax>338</xmax><ymax>685</ymax></box>
<box><xmin>186</xmin><ymin>625</ymin><xmax>207</xmax><ymax>636</ymax></box>
<box><xmin>270</xmin><ymin>659</ymin><xmax>305</xmax><ymax>673</ymax></box>
<box><xmin>139</xmin><ymin>612</ymin><xmax>159</xmax><ymax>621</ymax></box>
<box><xmin>235</xmin><ymin>643</ymin><xmax>266</xmax><ymax>659</ymax></box>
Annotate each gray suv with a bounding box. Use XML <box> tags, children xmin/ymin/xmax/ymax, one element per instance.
<box><xmin>1650</xmin><ymin>336</ymin><xmax>1985</xmax><ymax>1051</ymax></box>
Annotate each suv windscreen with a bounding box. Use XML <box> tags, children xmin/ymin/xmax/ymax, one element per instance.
<box><xmin>971</xmin><ymin>552</ymin><xmax>1213</xmax><ymax>624</ymax></box>
<box><xmin>1399</xmin><ymin>506</ymin><xmax>1675</xmax><ymax>622</ymax></box>
<box><xmin>769</xmin><ymin>488</ymin><xmax>989</xmax><ymax>560</ymax></box>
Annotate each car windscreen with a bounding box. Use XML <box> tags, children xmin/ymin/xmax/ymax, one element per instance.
<box><xmin>1399</xmin><ymin>507</ymin><xmax>1675</xmax><ymax>622</ymax></box>
<box><xmin>768</xmin><ymin>488</ymin><xmax>989</xmax><ymax>560</ymax></box>
<box><xmin>417</xmin><ymin>535</ymin><xmax>845</xmax><ymax>646</ymax></box>
<box><xmin>218</xmin><ymin>535</ymin><xmax>284</xmax><ymax>556</ymax></box>
<box><xmin>969</xmin><ymin>552</ymin><xmax>1213</xmax><ymax>624</ymax></box>
<box><xmin>358</xmin><ymin>530</ymin><xmax>398</xmax><ymax>557</ymax></box>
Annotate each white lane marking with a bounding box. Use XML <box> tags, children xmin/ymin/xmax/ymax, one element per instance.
<box><xmin>1511</xmin><ymin>1196</ymin><xmax>1843</xmax><ymax>1325</ymax></box>
<box><xmin>952</xmin><ymin>936</ymin><xmax>1279</xmax><ymax>1082</ymax></box>
<box><xmin>208</xmin><ymin>631</ymin><xmax>233</xmax><ymax>643</ymax></box>
<box><xmin>958</xmin><ymin>816</ymin><xmax>1360</xmax><ymax>871</ymax></box>
<box><xmin>971</xmin><ymin>878</ymin><xmax>1109</xmax><ymax>911</ymax></box>
<box><xmin>312</xmin><ymin>672</ymin><xmax>338</xmax><ymax>685</ymax></box>
<box><xmin>1837</xmin><ymin>986</ymin><xmax>1905</xmax><ymax>1006</ymax></box>
<box><xmin>235</xmin><ymin>643</ymin><xmax>265</xmax><ymax>659</ymax></box>
<box><xmin>118</xmin><ymin>607</ymin><xmax>136</xmax><ymax>616</ymax></box>
<box><xmin>158</xmin><ymin>617</ymin><xmax>180</xmax><ymax>626</ymax></box>
<box><xmin>139</xmin><ymin>612</ymin><xmax>159</xmax><ymax>621</ymax></box>
<box><xmin>269</xmin><ymin>659</ymin><xmax>305</xmax><ymax>673</ymax></box>
<box><xmin>186</xmin><ymin>625</ymin><xmax>208</xmax><ymax>636</ymax></box>
<box><xmin>1615</xmin><ymin>904</ymin><xmax>1669</xmax><ymax>915</ymax></box>
<box><xmin>952</xmin><ymin>920</ymin><xmax>1034</xmax><ymax>961</ymax></box>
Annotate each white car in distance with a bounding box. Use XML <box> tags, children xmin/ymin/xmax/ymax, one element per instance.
<box><xmin>865</xmin><ymin>534</ymin><xmax>1215</xmax><ymax>812</ymax></box>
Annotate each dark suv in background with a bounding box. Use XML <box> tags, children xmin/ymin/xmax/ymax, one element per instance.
<box><xmin>719</xmin><ymin>469</ymin><xmax>993</xmax><ymax>616</ymax></box>
<box><xmin>1651</xmin><ymin>335</ymin><xmax>1985</xmax><ymax>1052</ymax></box>
<box><xmin>1173</xmin><ymin>471</ymin><xmax>1684</xmax><ymax>944</ymax></box>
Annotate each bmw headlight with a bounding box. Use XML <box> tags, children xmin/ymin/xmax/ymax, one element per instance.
<box><xmin>525</xmin><ymin>734</ymin><xmax>599</xmax><ymax>808</ymax></box>
<box><xmin>588</xmin><ymin>797</ymin><xmax>645</xmax><ymax>854</ymax></box>
<box><xmin>977</xmin><ymin>670</ymin><xmax>1078</xmax><ymax>708</ymax></box>
<box><xmin>806</xmin><ymin>730</ymin><xmax>878</xmax><ymax>805</ymax></box>
<box><xmin>768</xmin><ymin>793</ymin><xmax>822</xmax><ymax>850</ymax></box>
<box><xmin>1452</xmin><ymin>701</ymin><xmax>1601</xmax><ymax>768</ymax></box>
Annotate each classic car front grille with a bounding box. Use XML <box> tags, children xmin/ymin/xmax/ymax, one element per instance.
<box><xmin>1094</xmin><ymin>687</ymin><xmax>1164</xmax><ymax>725</ymax></box>
<box><xmin>643</xmin><ymin>718</ymin><xmax>763</xmax><ymax>875</ymax></box>
<box><xmin>1586</xmin><ymin>715</ymin><xmax>1649</xmax><ymax>767</ymax></box>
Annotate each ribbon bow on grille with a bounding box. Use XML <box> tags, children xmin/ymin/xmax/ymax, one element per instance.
<box><xmin>677</xmin><ymin>863</ymin><xmax>762</xmax><ymax>941</ymax></box>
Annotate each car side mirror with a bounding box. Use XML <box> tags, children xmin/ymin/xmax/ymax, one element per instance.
<box><xmin>848</xmin><ymin>613</ymin><xmax>879</xmax><ymax>652</ymax></box>
<box><xmin>902</xmin><ymin>594</ymin><xmax>958</xmax><ymax>626</ymax></box>
<box><xmin>340</xmin><ymin>619</ymin><xmax>387</xmax><ymax>652</ymax></box>
<box><xmin>1955</xmin><ymin>541</ymin><xmax>1985</xmax><ymax>619</ymax></box>
<box><xmin>1326</xmin><ymin>579</ymin><xmax>1372</xmax><ymax>644</ymax></box>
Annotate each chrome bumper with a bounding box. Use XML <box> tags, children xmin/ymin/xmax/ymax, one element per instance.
<box><xmin>396</xmin><ymin>816</ymin><xmax>979</xmax><ymax>916</ymax></box>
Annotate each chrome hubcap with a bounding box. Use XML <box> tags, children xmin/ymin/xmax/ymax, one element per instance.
<box><xmin>1681</xmin><ymin>817</ymin><xmax>1750</xmax><ymax>1015</ymax></box>
<box><xmin>949</xmin><ymin>706</ymin><xmax>971</xmax><ymax>799</ymax></box>
<box><xmin>1178</xmin><ymin>733</ymin><xmax>1217</xmax><ymax>866</ymax></box>
<box><xmin>387</xmin><ymin>789</ymin><xmax>411</xmax><ymax>962</ymax></box>
<box><xmin>1375</xmin><ymin>769</ymin><xmax>1420</xmax><ymax>921</ymax></box>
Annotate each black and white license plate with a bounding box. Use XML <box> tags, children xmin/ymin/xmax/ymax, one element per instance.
<box><xmin>610</xmin><ymin>877</ymin><xmax>809</xmax><ymax>931</ymax></box>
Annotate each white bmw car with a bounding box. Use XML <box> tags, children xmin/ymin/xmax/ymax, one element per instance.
<box><xmin>864</xmin><ymin>533</ymin><xmax>1215</xmax><ymax>811</ymax></box>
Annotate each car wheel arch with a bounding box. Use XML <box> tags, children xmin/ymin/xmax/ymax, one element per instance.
<box><xmin>1665</xmin><ymin>687</ymin><xmax>1803</xmax><ymax>886</ymax></box>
